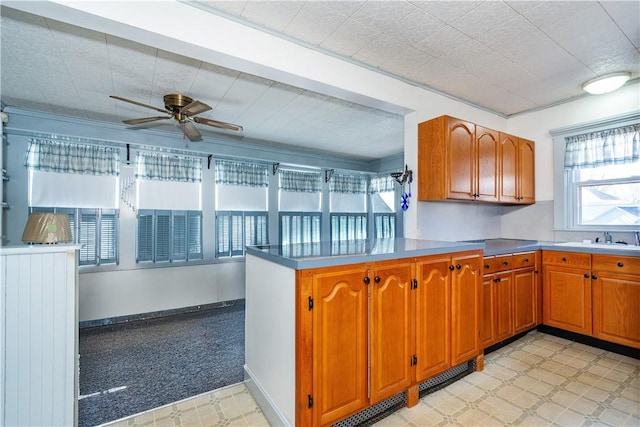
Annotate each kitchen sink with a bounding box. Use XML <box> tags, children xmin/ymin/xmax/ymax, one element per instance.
<box><xmin>553</xmin><ymin>242</ymin><xmax>640</xmax><ymax>251</ymax></box>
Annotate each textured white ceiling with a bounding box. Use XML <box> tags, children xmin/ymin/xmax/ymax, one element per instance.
<box><xmin>1</xmin><ymin>1</ymin><xmax>638</xmax><ymax>162</ymax></box>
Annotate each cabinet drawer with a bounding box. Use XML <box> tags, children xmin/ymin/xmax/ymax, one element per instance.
<box><xmin>543</xmin><ymin>251</ymin><xmax>591</xmax><ymax>268</ymax></box>
<box><xmin>512</xmin><ymin>252</ymin><xmax>535</xmax><ymax>269</ymax></box>
<box><xmin>592</xmin><ymin>254</ymin><xmax>640</xmax><ymax>275</ymax></box>
<box><xmin>483</xmin><ymin>255</ymin><xmax>513</xmax><ymax>274</ymax></box>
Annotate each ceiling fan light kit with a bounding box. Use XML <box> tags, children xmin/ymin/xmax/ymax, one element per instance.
<box><xmin>110</xmin><ymin>93</ymin><xmax>243</xmax><ymax>141</ymax></box>
<box><xmin>582</xmin><ymin>72</ymin><xmax>631</xmax><ymax>95</ymax></box>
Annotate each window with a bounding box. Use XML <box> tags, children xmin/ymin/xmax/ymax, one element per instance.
<box><xmin>329</xmin><ymin>173</ymin><xmax>368</xmax><ymax>244</ymax></box>
<box><xmin>563</xmin><ymin>122</ymin><xmax>640</xmax><ymax>229</ymax></box>
<box><xmin>137</xmin><ymin>210</ymin><xmax>202</xmax><ymax>263</ymax></box>
<box><xmin>215</xmin><ymin>160</ymin><xmax>269</xmax><ymax>257</ymax></box>
<box><xmin>135</xmin><ymin>151</ymin><xmax>203</xmax><ymax>263</ymax></box>
<box><xmin>370</xmin><ymin>175</ymin><xmax>397</xmax><ymax>238</ymax></box>
<box><xmin>216</xmin><ymin>211</ymin><xmax>268</xmax><ymax>257</ymax></box>
<box><xmin>280</xmin><ymin>212</ymin><xmax>321</xmax><ymax>245</ymax></box>
<box><xmin>568</xmin><ymin>163</ymin><xmax>639</xmax><ymax>227</ymax></box>
<box><xmin>278</xmin><ymin>169</ymin><xmax>322</xmax><ymax>246</ymax></box>
<box><xmin>32</xmin><ymin>207</ymin><xmax>118</xmax><ymax>266</ymax></box>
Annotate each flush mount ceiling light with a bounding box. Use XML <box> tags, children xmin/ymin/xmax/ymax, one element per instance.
<box><xmin>582</xmin><ymin>72</ymin><xmax>631</xmax><ymax>95</ymax></box>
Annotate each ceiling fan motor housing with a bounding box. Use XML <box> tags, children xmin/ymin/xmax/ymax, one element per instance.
<box><xmin>164</xmin><ymin>93</ymin><xmax>193</xmax><ymax>113</ymax></box>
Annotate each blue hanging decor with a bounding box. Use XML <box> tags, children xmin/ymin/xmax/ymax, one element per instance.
<box><xmin>401</xmin><ymin>181</ymin><xmax>412</xmax><ymax>211</ymax></box>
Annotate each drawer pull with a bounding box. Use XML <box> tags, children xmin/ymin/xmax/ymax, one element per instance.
<box><xmin>485</xmin><ymin>264</ymin><xmax>490</xmax><ymax>269</ymax></box>
<box><xmin>524</xmin><ymin>258</ymin><xmax>529</xmax><ymax>263</ymax></box>
<box><xmin>363</xmin><ymin>276</ymin><xmax>370</xmax><ymax>285</ymax></box>
<box><xmin>503</xmin><ymin>261</ymin><xmax>509</xmax><ymax>265</ymax></box>
<box><xmin>374</xmin><ymin>276</ymin><xmax>381</xmax><ymax>283</ymax></box>
<box><xmin>584</xmin><ymin>273</ymin><xmax>590</xmax><ymax>278</ymax></box>
<box><xmin>494</xmin><ymin>277</ymin><xmax>501</xmax><ymax>283</ymax></box>
<box><xmin>617</xmin><ymin>262</ymin><xmax>624</xmax><ymax>267</ymax></box>
<box><xmin>449</xmin><ymin>265</ymin><xmax>455</xmax><ymax>271</ymax></box>
<box><xmin>456</xmin><ymin>264</ymin><xmax>462</xmax><ymax>270</ymax></box>
<box><xmin>562</xmin><ymin>257</ymin><xmax>567</xmax><ymax>262</ymax></box>
<box><xmin>592</xmin><ymin>274</ymin><xmax>598</xmax><ymax>280</ymax></box>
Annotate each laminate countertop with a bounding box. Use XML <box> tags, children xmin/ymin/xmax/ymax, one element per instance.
<box><xmin>245</xmin><ymin>238</ymin><xmax>483</xmax><ymax>269</ymax></box>
<box><xmin>246</xmin><ymin>237</ymin><xmax>640</xmax><ymax>270</ymax></box>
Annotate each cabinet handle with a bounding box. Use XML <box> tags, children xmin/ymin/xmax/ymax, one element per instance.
<box><xmin>617</xmin><ymin>262</ymin><xmax>624</xmax><ymax>267</ymax></box>
<box><xmin>584</xmin><ymin>273</ymin><xmax>590</xmax><ymax>278</ymax></box>
<box><xmin>484</xmin><ymin>264</ymin><xmax>491</xmax><ymax>269</ymax></box>
<box><xmin>562</xmin><ymin>257</ymin><xmax>567</xmax><ymax>262</ymax></box>
<box><xmin>374</xmin><ymin>276</ymin><xmax>380</xmax><ymax>283</ymax></box>
<box><xmin>456</xmin><ymin>264</ymin><xmax>462</xmax><ymax>270</ymax></box>
<box><xmin>503</xmin><ymin>261</ymin><xmax>509</xmax><ymax>266</ymax></box>
<box><xmin>592</xmin><ymin>274</ymin><xmax>598</xmax><ymax>280</ymax></box>
<box><xmin>449</xmin><ymin>265</ymin><xmax>455</xmax><ymax>271</ymax></box>
<box><xmin>524</xmin><ymin>258</ymin><xmax>529</xmax><ymax>263</ymax></box>
<box><xmin>363</xmin><ymin>276</ymin><xmax>370</xmax><ymax>285</ymax></box>
<box><xmin>494</xmin><ymin>277</ymin><xmax>501</xmax><ymax>283</ymax></box>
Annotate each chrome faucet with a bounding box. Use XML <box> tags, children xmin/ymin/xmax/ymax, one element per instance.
<box><xmin>634</xmin><ymin>231</ymin><xmax>640</xmax><ymax>246</ymax></box>
<box><xmin>604</xmin><ymin>231</ymin><xmax>612</xmax><ymax>244</ymax></box>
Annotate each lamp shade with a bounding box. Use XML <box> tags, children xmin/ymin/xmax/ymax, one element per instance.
<box><xmin>22</xmin><ymin>213</ymin><xmax>73</xmax><ymax>244</ymax></box>
<box><xmin>582</xmin><ymin>72</ymin><xmax>631</xmax><ymax>95</ymax></box>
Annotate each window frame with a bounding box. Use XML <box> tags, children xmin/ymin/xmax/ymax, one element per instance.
<box><xmin>567</xmin><ymin>170</ymin><xmax>640</xmax><ymax>230</ymax></box>
<box><xmin>330</xmin><ymin>212</ymin><xmax>368</xmax><ymax>243</ymax></box>
<box><xmin>279</xmin><ymin>211</ymin><xmax>322</xmax><ymax>246</ymax></box>
<box><xmin>551</xmin><ymin>112</ymin><xmax>640</xmax><ymax>231</ymax></box>
<box><xmin>215</xmin><ymin>210</ymin><xmax>268</xmax><ymax>258</ymax></box>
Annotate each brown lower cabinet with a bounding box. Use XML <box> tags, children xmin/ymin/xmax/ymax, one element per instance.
<box><xmin>296</xmin><ymin>251</ymin><xmax>482</xmax><ymax>426</ymax></box>
<box><xmin>481</xmin><ymin>251</ymin><xmax>539</xmax><ymax>348</ymax></box>
<box><xmin>543</xmin><ymin>251</ymin><xmax>640</xmax><ymax>349</ymax></box>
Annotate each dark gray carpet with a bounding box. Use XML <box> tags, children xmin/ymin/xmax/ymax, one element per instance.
<box><xmin>78</xmin><ymin>302</ymin><xmax>245</xmax><ymax>427</ymax></box>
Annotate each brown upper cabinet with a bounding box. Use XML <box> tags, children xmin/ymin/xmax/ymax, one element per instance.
<box><xmin>418</xmin><ymin>115</ymin><xmax>534</xmax><ymax>205</ymax></box>
<box><xmin>499</xmin><ymin>133</ymin><xmax>535</xmax><ymax>204</ymax></box>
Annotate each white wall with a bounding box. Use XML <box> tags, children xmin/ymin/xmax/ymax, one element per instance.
<box><xmin>80</xmin><ymin>262</ymin><xmax>245</xmax><ymax>321</ymax></box>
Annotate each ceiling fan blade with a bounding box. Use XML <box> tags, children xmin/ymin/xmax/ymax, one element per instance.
<box><xmin>180</xmin><ymin>121</ymin><xmax>202</xmax><ymax>141</ymax></box>
<box><xmin>180</xmin><ymin>100</ymin><xmax>212</xmax><ymax>116</ymax></box>
<box><xmin>194</xmin><ymin>116</ymin><xmax>243</xmax><ymax>132</ymax></box>
<box><xmin>110</xmin><ymin>95</ymin><xmax>170</xmax><ymax>114</ymax></box>
<box><xmin>123</xmin><ymin>116</ymin><xmax>171</xmax><ymax>125</ymax></box>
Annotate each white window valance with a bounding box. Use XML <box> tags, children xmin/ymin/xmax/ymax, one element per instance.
<box><xmin>24</xmin><ymin>138</ymin><xmax>120</xmax><ymax>175</ymax></box>
<box><xmin>215</xmin><ymin>160</ymin><xmax>268</xmax><ymax>187</ymax></box>
<box><xmin>564</xmin><ymin>124</ymin><xmax>640</xmax><ymax>169</ymax></box>
<box><xmin>135</xmin><ymin>151</ymin><xmax>202</xmax><ymax>182</ymax></box>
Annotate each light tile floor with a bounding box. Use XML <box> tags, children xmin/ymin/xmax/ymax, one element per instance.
<box><xmin>103</xmin><ymin>331</ymin><xmax>639</xmax><ymax>427</ymax></box>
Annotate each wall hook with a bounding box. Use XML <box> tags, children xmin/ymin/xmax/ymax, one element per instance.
<box><xmin>390</xmin><ymin>164</ymin><xmax>413</xmax><ymax>185</ymax></box>
<box><xmin>325</xmin><ymin>169</ymin><xmax>335</xmax><ymax>182</ymax></box>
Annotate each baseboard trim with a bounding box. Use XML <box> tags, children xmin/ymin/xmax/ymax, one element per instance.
<box><xmin>243</xmin><ymin>365</ymin><xmax>291</xmax><ymax>427</ymax></box>
<box><xmin>537</xmin><ymin>324</ymin><xmax>640</xmax><ymax>360</ymax></box>
<box><xmin>79</xmin><ymin>299</ymin><xmax>245</xmax><ymax>329</ymax></box>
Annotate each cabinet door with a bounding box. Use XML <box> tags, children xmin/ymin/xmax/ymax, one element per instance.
<box><xmin>517</xmin><ymin>138</ymin><xmax>535</xmax><ymax>204</ymax></box>
<box><xmin>543</xmin><ymin>265</ymin><xmax>592</xmax><ymax>335</ymax></box>
<box><xmin>481</xmin><ymin>274</ymin><xmax>496</xmax><ymax>348</ymax></box>
<box><xmin>415</xmin><ymin>256</ymin><xmax>451</xmax><ymax>381</ymax></box>
<box><xmin>447</xmin><ymin>118</ymin><xmax>476</xmax><ymax>200</ymax></box>
<box><xmin>451</xmin><ymin>252</ymin><xmax>482</xmax><ymax>365</ymax></box>
<box><xmin>499</xmin><ymin>133</ymin><xmax>518</xmax><ymax>203</ymax></box>
<box><xmin>370</xmin><ymin>261</ymin><xmax>414</xmax><ymax>403</ymax></box>
<box><xmin>475</xmin><ymin>126</ymin><xmax>499</xmax><ymax>202</ymax></box>
<box><xmin>493</xmin><ymin>271</ymin><xmax>513</xmax><ymax>342</ymax></box>
<box><xmin>592</xmin><ymin>272</ymin><xmax>640</xmax><ymax>349</ymax></box>
<box><xmin>513</xmin><ymin>268</ymin><xmax>536</xmax><ymax>333</ymax></box>
<box><xmin>312</xmin><ymin>268</ymin><xmax>369</xmax><ymax>426</ymax></box>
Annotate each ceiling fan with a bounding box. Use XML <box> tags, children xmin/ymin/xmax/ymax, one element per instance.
<box><xmin>110</xmin><ymin>93</ymin><xmax>243</xmax><ymax>141</ymax></box>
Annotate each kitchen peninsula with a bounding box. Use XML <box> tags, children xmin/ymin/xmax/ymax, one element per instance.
<box><xmin>244</xmin><ymin>238</ymin><xmax>485</xmax><ymax>427</ymax></box>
